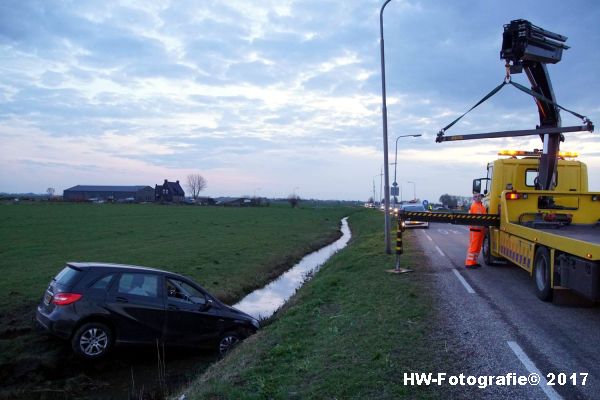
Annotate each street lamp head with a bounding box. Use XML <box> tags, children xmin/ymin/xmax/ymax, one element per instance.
<box><xmin>394</xmin><ymin>133</ymin><xmax>421</xmax><ymax>141</ymax></box>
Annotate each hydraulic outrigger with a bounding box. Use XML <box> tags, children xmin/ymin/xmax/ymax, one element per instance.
<box><xmin>394</xmin><ymin>20</ymin><xmax>595</xmax><ymax>271</ymax></box>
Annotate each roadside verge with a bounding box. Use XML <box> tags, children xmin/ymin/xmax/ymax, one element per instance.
<box><xmin>180</xmin><ymin>210</ymin><xmax>446</xmax><ymax>399</ymax></box>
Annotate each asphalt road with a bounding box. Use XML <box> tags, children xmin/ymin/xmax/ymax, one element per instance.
<box><xmin>410</xmin><ymin>223</ymin><xmax>600</xmax><ymax>400</ymax></box>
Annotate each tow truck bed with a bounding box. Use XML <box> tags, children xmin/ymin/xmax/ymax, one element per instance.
<box><xmin>523</xmin><ymin>224</ymin><xmax>600</xmax><ymax>245</ymax></box>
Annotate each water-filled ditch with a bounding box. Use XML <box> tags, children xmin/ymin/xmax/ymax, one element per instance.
<box><xmin>234</xmin><ymin>217</ymin><xmax>351</xmax><ymax>319</ymax></box>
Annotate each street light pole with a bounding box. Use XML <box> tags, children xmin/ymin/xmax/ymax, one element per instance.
<box><xmin>379</xmin><ymin>166</ymin><xmax>383</xmax><ymax>205</ymax></box>
<box><xmin>373</xmin><ymin>172</ymin><xmax>383</xmax><ymax>205</ymax></box>
<box><xmin>392</xmin><ymin>134</ymin><xmax>422</xmax><ymax>206</ymax></box>
<box><xmin>380</xmin><ymin>0</ymin><xmax>394</xmax><ymax>254</ymax></box>
<box><xmin>372</xmin><ymin>177</ymin><xmax>377</xmax><ymax>205</ymax></box>
<box><xmin>407</xmin><ymin>181</ymin><xmax>416</xmax><ymax>201</ymax></box>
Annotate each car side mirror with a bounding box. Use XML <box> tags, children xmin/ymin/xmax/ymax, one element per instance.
<box><xmin>200</xmin><ymin>299</ymin><xmax>213</xmax><ymax>311</ymax></box>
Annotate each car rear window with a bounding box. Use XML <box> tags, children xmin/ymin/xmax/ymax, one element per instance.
<box><xmin>54</xmin><ymin>266</ymin><xmax>83</xmax><ymax>286</ymax></box>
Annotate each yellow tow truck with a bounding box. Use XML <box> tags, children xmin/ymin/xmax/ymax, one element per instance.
<box><xmin>397</xmin><ymin>20</ymin><xmax>598</xmax><ymax>301</ymax></box>
<box><xmin>475</xmin><ymin>150</ymin><xmax>600</xmax><ymax>301</ymax></box>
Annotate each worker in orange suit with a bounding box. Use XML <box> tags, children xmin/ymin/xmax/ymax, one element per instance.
<box><xmin>465</xmin><ymin>193</ymin><xmax>487</xmax><ymax>269</ymax></box>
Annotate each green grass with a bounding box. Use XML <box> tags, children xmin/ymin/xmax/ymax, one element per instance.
<box><xmin>0</xmin><ymin>202</ymin><xmax>354</xmax><ymax>310</ymax></box>
<box><xmin>181</xmin><ymin>210</ymin><xmax>443</xmax><ymax>400</ymax></box>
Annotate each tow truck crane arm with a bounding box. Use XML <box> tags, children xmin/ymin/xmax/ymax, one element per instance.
<box><xmin>436</xmin><ymin>19</ymin><xmax>594</xmax><ymax>191</ymax></box>
<box><xmin>503</xmin><ymin>19</ymin><xmax>567</xmax><ymax>191</ymax></box>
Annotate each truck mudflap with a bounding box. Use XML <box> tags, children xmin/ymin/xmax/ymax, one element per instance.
<box><xmin>557</xmin><ymin>254</ymin><xmax>600</xmax><ymax>301</ymax></box>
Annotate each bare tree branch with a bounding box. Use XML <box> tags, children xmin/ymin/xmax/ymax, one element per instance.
<box><xmin>186</xmin><ymin>174</ymin><xmax>207</xmax><ymax>199</ymax></box>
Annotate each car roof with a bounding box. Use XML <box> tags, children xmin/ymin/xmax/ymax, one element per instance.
<box><xmin>67</xmin><ymin>262</ymin><xmax>168</xmax><ymax>274</ymax></box>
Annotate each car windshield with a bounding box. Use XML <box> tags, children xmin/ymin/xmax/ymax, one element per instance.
<box><xmin>402</xmin><ymin>205</ymin><xmax>425</xmax><ymax>211</ymax></box>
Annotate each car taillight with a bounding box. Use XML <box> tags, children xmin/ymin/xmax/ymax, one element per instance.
<box><xmin>52</xmin><ymin>293</ymin><xmax>82</xmax><ymax>306</ymax></box>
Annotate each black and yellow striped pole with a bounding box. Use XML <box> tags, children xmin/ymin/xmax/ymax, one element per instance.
<box><xmin>385</xmin><ymin>214</ymin><xmax>413</xmax><ymax>274</ymax></box>
<box><xmin>395</xmin><ymin>225</ymin><xmax>403</xmax><ymax>256</ymax></box>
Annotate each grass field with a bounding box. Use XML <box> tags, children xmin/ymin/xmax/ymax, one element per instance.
<box><xmin>0</xmin><ymin>202</ymin><xmax>354</xmax><ymax>310</ymax></box>
<box><xmin>0</xmin><ymin>202</ymin><xmax>355</xmax><ymax>378</ymax></box>
<box><xmin>181</xmin><ymin>209</ymin><xmax>445</xmax><ymax>399</ymax></box>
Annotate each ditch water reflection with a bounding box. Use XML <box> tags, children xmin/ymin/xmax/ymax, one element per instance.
<box><xmin>234</xmin><ymin>217</ymin><xmax>351</xmax><ymax>319</ymax></box>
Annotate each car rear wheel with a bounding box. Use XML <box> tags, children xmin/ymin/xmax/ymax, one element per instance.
<box><xmin>218</xmin><ymin>331</ymin><xmax>241</xmax><ymax>356</ymax></box>
<box><xmin>71</xmin><ymin>322</ymin><xmax>113</xmax><ymax>359</ymax></box>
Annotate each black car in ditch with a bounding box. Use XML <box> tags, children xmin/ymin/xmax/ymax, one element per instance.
<box><xmin>36</xmin><ymin>262</ymin><xmax>259</xmax><ymax>359</ymax></box>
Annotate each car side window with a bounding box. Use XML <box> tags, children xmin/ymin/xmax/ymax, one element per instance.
<box><xmin>90</xmin><ymin>274</ymin><xmax>114</xmax><ymax>290</ymax></box>
<box><xmin>166</xmin><ymin>278</ymin><xmax>206</xmax><ymax>305</ymax></box>
<box><xmin>118</xmin><ymin>273</ymin><xmax>159</xmax><ymax>298</ymax></box>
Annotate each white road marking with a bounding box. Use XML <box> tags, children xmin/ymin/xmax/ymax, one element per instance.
<box><xmin>423</xmin><ymin>225</ymin><xmax>474</xmax><ymax>294</ymax></box>
<box><xmin>452</xmin><ymin>269</ymin><xmax>476</xmax><ymax>294</ymax></box>
<box><xmin>437</xmin><ymin>229</ymin><xmax>449</xmax><ymax>235</ymax></box>
<box><xmin>507</xmin><ymin>341</ymin><xmax>563</xmax><ymax>400</ymax></box>
<box><xmin>435</xmin><ymin>245</ymin><xmax>445</xmax><ymax>257</ymax></box>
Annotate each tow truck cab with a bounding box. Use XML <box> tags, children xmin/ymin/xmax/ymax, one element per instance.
<box><xmin>475</xmin><ymin>151</ymin><xmax>588</xmax><ymax>214</ymax></box>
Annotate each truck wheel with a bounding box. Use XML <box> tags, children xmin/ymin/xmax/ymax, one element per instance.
<box><xmin>483</xmin><ymin>232</ymin><xmax>499</xmax><ymax>266</ymax></box>
<box><xmin>483</xmin><ymin>233</ymin><xmax>493</xmax><ymax>266</ymax></box>
<box><xmin>533</xmin><ymin>247</ymin><xmax>553</xmax><ymax>301</ymax></box>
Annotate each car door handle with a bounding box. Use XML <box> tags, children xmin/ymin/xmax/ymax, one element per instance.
<box><xmin>168</xmin><ymin>304</ymin><xmax>179</xmax><ymax>310</ymax></box>
<box><xmin>116</xmin><ymin>296</ymin><xmax>128</xmax><ymax>303</ymax></box>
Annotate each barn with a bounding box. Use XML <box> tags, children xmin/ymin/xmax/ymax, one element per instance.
<box><xmin>63</xmin><ymin>185</ymin><xmax>155</xmax><ymax>202</ymax></box>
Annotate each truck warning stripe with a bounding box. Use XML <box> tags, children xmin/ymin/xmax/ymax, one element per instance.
<box><xmin>398</xmin><ymin>211</ymin><xmax>500</xmax><ymax>227</ymax></box>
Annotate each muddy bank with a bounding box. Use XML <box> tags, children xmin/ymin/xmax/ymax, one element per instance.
<box><xmin>0</xmin><ymin>299</ymin><xmax>215</xmax><ymax>399</ymax></box>
<box><xmin>1</xmin><ymin>324</ymin><xmax>215</xmax><ymax>400</ymax></box>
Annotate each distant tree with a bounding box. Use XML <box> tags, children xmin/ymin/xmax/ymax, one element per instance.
<box><xmin>439</xmin><ymin>193</ymin><xmax>458</xmax><ymax>208</ymax></box>
<box><xmin>186</xmin><ymin>173</ymin><xmax>207</xmax><ymax>199</ymax></box>
<box><xmin>368</xmin><ymin>196</ymin><xmax>374</xmax><ymax>203</ymax></box>
<box><xmin>287</xmin><ymin>193</ymin><xmax>301</xmax><ymax>208</ymax></box>
<box><xmin>46</xmin><ymin>187</ymin><xmax>55</xmax><ymax>197</ymax></box>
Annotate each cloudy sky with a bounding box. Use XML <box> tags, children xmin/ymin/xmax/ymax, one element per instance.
<box><xmin>1</xmin><ymin>0</ymin><xmax>599</xmax><ymax>201</ymax></box>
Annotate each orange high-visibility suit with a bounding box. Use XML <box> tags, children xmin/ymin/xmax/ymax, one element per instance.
<box><xmin>465</xmin><ymin>199</ymin><xmax>487</xmax><ymax>267</ymax></box>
